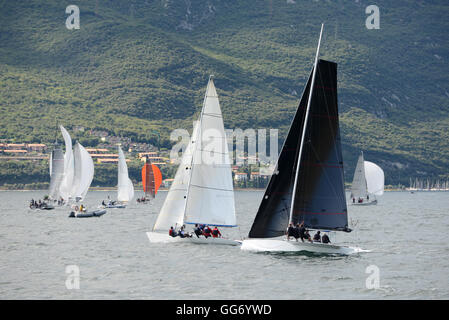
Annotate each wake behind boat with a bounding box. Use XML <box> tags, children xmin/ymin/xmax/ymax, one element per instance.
<box><xmin>146</xmin><ymin>76</ymin><xmax>240</xmax><ymax>246</ymax></box>
<box><xmin>241</xmin><ymin>24</ymin><xmax>364</xmax><ymax>255</ymax></box>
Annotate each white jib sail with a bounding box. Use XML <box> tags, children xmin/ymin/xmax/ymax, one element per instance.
<box><xmin>152</xmin><ymin>121</ymin><xmax>199</xmax><ymax>232</ymax></box>
<box><xmin>364</xmin><ymin>161</ymin><xmax>384</xmax><ymax>196</ymax></box>
<box><xmin>58</xmin><ymin>125</ymin><xmax>74</xmax><ymax>200</ymax></box>
<box><xmin>117</xmin><ymin>146</ymin><xmax>134</xmax><ymax>202</ymax></box>
<box><xmin>72</xmin><ymin>142</ymin><xmax>94</xmax><ymax>201</ymax></box>
<box><xmin>350</xmin><ymin>152</ymin><xmax>367</xmax><ymax>199</ymax></box>
<box><xmin>183</xmin><ymin>77</ymin><xmax>236</xmax><ymax>227</ymax></box>
<box><xmin>48</xmin><ymin>147</ymin><xmax>65</xmax><ymax>200</ymax></box>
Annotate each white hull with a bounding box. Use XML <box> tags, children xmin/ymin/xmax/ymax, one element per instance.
<box><xmin>146</xmin><ymin>231</ymin><xmax>185</xmax><ymax>243</ymax></box>
<box><xmin>241</xmin><ymin>239</ymin><xmax>363</xmax><ymax>255</ymax></box>
<box><xmin>146</xmin><ymin>232</ymin><xmax>241</xmax><ymax>246</ymax></box>
<box><xmin>351</xmin><ymin>199</ymin><xmax>377</xmax><ymax>206</ymax></box>
<box><xmin>188</xmin><ymin>237</ymin><xmax>241</xmax><ymax>246</ymax></box>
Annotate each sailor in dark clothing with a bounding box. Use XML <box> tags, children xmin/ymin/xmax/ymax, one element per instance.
<box><xmin>194</xmin><ymin>224</ymin><xmax>203</xmax><ymax>238</ymax></box>
<box><xmin>322</xmin><ymin>233</ymin><xmax>331</xmax><ymax>244</ymax></box>
<box><xmin>299</xmin><ymin>222</ymin><xmax>312</xmax><ymax>242</ymax></box>
<box><xmin>286</xmin><ymin>223</ymin><xmax>295</xmax><ymax>241</ymax></box>
<box><xmin>313</xmin><ymin>231</ymin><xmax>321</xmax><ymax>242</ymax></box>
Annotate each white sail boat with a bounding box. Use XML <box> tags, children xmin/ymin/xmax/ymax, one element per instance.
<box><xmin>146</xmin><ymin>76</ymin><xmax>239</xmax><ymax>246</ymax></box>
<box><xmin>349</xmin><ymin>151</ymin><xmax>384</xmax><ymax>205</ymax></box>
<box><xmin>100</xmin><ymin>146</ymin><xmax>134</xmax><ymax>208</ymax></box>
<box><xmin>241</xmin><ymin>24</ymin><xmax>363</xmax><ymax>255</ymax></box>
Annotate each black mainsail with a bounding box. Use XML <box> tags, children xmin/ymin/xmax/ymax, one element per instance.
<box><xmin>248</xmin><ymin>58</ymin><xmax>350</xmax><ymax>238</ymax></box>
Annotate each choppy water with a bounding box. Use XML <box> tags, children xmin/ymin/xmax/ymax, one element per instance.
<box><xmin>0</xmin><ymin>190</ymin><xmax>448</xmax><ymax>299</ymax></box>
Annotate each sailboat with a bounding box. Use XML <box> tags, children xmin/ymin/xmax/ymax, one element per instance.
<box><xmin>241</xmin><ymin>25</ymin><xmax>361</xmax><ymax>255</ymax></box>
<box><xmin>139</xmin><ymin>158</ymin><xmax>162</xmax><ymax>203</ymax></box>
<box><xmin>100</xmin><ymin>146</ymin><xmax>134</xmax><ymax>208</ymax></box>
<box><xmin>349</xmin><ymin>151</ymin><xmax>384</xmax><ymax>205</ymax></box>
<box><xmin>69</xmin><ymin>142</ymin><xmax>106</xmax><ymax>217</ymax></box>
<box><xmin>146</xmin><ymin>76</ymin><xmax>239</xmax><ymax>246</ymax></box>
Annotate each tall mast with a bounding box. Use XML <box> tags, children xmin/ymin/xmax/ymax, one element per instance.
<box><xmin>289</xmin><ymin>24</ymin><xmax>324</xmax><ymax>224</ymax></box>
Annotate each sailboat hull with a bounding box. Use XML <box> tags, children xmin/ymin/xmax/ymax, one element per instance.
<box><xmin>241</xmin><ymin>239</ymin><xmax>361</xmax><ymax>255</ymax></box>
<box><xmin>146</xmin><ymin>231</ymin><xmax>185</xmax><ymax>243</ymax></box>
<box><xmin>351</xmin><ymin>199</ymin><xmax>377</xmax><ymax>206</ymax></box>
<box><xmin>187</xmin><ymin>237</ymin><xmax>241</xmax><ymax>246</ymax></box>
<box><xmin>146</xmin><ymin>232</ymin><xmax>241</xmax><ymax>246</ymax></box>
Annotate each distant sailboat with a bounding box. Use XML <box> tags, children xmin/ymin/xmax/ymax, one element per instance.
<box><xmin>241</xmin><ymin>25</ymin><xmax>361</xmax><ymax>255</ymax></box>
<box><xmin>349</xmin><ymin>151</ymin><xmax>384</xmax><ymax>205</ymax></box>
<box><xmin>101</xmin><ymin>146</ymin><xmax>134</xmax><ymax>208</ymax></box>
<box><xmin>139</xmin><ymin>159</ymin><xmax>162</xmax><ymax>203</ymax></box>
<box><xmin>146</xmin><ymin>76</ymin><xmax>239</xmax><ymax>246</ymax></box>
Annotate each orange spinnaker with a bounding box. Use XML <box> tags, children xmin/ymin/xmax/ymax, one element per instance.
<box><xmin>152</xmin><ymin>164</ymin><xmax>162</xmax><ymax>194</ymax></box>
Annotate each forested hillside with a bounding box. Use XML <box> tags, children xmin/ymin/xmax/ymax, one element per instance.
<box><xmin>1</xmin><ymin>0</ymin><xmax>448</xmax><ymax>185</ymax></box>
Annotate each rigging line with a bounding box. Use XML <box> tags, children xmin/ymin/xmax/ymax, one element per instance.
<box><xmin>189</xmin><ymin>184</ymin><xmax>233</xmax><ymax>192</ymax></box>
<box><xmin>202</xmin><ymin>113</ymin><xmax>223</xmax><ymax>118</ymax></box>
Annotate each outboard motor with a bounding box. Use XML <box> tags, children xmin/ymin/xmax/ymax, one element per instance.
<box><xmin>69</xmin><ymin>211</ymin><xmax>75</xmax><ymax>218</ymax></box>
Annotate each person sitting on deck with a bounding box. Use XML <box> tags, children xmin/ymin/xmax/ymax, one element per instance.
<box><xmin>194</xmin><ymin>224</ymin><xmax>203</xmax><ymax>238</ymax></box>
<box><xmin>352</xmin><ymin>197</ymin><xmax>355</xmax><ymax>203</ymax></box>
<box><xmin>286</xmin><ymin>223</ymin><xmax>295</xmax><ymax>241</ymax></box>
<box><xmin>358</xmin><ymin>197</ymin><xmax>363</xmax><ymax>203</ymax></box>
<box><xmin>322</xmin><ymin>233</ymin><xmax>331</xmax><ymax>244</ymax></box>
<box><xmin>203</xmin><ymin>225</ymin><xmax>212</xmax><ymax>238</ymax></box>
<box><xmin>178</xmin><ymin>226</ymin><xmax>190</xmax><ymax>238</ymax></box>
<box><xmin>299</xmin><ymin>222</ymin><xmax>312</xmax><ymax>242</ymax></box>
<box><xmin>313</xmin><ymin>231</ymin><xmax>321</xmax><ymax>243</ymax></box>
<box><xmin>169</xmin><ymin>226</ymin><xmax>177</xmax><ymax>237</ymax></box>
<box><xmin>212</xmin><ymin>226</ymin><xmax>222</xmax><ymax>238</ymax></box>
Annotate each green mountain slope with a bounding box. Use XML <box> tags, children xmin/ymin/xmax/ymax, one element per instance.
<box><xmin>1</xmin><ymin>0</ymin><xmax>448</xmax><ymax>185</ymax></box>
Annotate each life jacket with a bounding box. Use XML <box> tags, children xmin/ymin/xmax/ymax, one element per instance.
<box><xmin>203</xmin><ymin>227</ymin><xmax>211</xmax><ymax>236</ymax></box>
<box><xmin>212</xmin><ymin>228</ymin><xmax>219</xmax><ymax>237</ymax></box>
<box><xmin>169</xmin><ymin>229</ymin><xmax>174</xmax><ymax>236</ymax></box>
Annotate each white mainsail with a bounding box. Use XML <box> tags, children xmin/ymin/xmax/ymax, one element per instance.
<box><xmin>117</xmin><ymin>146</ymin><xmax>134</xmax><ymax>202</ymax></box>
<box><xmin>152</xmin><ymin>121</ymin><xmax>199</xmax><ymax>231</ymax></box>
<box><xmin>48</xmin><ymin>146</ymin><xmax>65</xmax><ymax>200</ymax></box>
<box><xmin>183</xmin><ymin>77</ymin><xmax>236</xmax><ymax>227</ymax></box>
<box><xmin>58</xmin><ymin>125</ymin><xmax>74</xmax><ymax>200</ymax></box>
<box><xmin>364</xmin><ymin>161</ymin><xmax>384</xmax><ymax>196</ymax></box>
<box><xmin>152</xmin><ymin>76</ymin><xmax>236</xmax><ymax>231</ymax></box>
<box><xmin>72</xmin><ymin>142</ymin><xmax>94</xmax><ymax>201</ymax></box>
<box><xmin>350</xmin><ymin>152</ymin><xmax>367</xmax><ymax>199</ymax></box>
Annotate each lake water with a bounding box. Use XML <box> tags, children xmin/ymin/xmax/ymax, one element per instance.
<box><xmin>0</xmin><ymin>190</ymin><xmax>448</xmax><ymax>299</ymax></box>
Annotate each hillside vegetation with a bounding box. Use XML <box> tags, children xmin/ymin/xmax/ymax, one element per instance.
<box><xmin>1</xmin><ymin>0</ymin><xmax>448</xmax><ymax>185</ymax></box>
